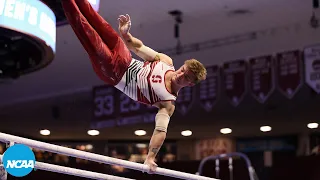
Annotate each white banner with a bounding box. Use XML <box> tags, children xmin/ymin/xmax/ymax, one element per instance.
<box><xmin>304</xmin><ymin>44</ymin><xmax>320</xmax><ymax>93</ymax></box>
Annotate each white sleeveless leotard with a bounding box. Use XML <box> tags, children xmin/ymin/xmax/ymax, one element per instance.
<box><xmin>115</xmin><ymin>58</ymin><xmax>177</xmax><ymax>105</ymax></box>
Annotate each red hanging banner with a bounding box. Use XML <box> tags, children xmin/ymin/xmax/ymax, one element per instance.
<box><xmin>199</xmin><ymin>65</ymin><xmax>220</xmax><ymax>111</ymax></box>
<box><xmin>223</xmin><ymin>60</ymin><xmax>248</xmax><ymax>106</ymax></box>
<box><xmin>276</xmin><ymin>50</ymin><xmax>303</xmax><ymax>99</ymax></box>
<box><xmin>249</xmin><ymin>55</ymin><xmax>275</xmax><ymax>103</ymax></box>
<box><xmin>175</xmin><ymin>86</ymin><xmax>195</xmax><ymax>115</ymax></box>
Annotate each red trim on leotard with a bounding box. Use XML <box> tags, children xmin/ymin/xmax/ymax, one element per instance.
<box><xmin>146</xmin><ymin>61</ymin><xmax>161</xmax><ymax>104</ymax></box>
<box><xmin>164</xmin><ymin>70</ymin><xmax>178</xmax><ymax>97</ymax></box>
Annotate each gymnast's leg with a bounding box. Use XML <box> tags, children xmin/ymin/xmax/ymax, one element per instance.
<box><xmin>61</xmin><ymin>0</ymin><xmax>121</xmax><ymax>84</ymax></box>
<box><xmin>74</xmin><ymin>0</ymin><xmax>120</xmax><ymax>50</ymax></box>
<box><xmin>74</xmin><ymin>0</ymin><xmax>132</xmax><ymax>76</ymax></box>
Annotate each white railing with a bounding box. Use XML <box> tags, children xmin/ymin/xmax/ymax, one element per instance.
<box><xmin>0</xmin><ymin>155</ymin><xmax>133</xmax><ymax>180</ymax></box>
<box><xmin>0</xmin><ymin>132</ymin><xmax>218</xmax><ymax>180</ymax></box>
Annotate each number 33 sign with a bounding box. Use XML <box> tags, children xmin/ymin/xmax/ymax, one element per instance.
<box><xmin>92</xmin><ymin>85</ymin><xmax>156</xmax><ymax>123</ymax></box>
<box><xmin>93</xmin><ymin>85</ymin><xmax>116</xmax><ymax>119</ymax></box>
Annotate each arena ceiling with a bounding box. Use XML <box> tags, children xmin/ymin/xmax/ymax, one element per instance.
<box><xmin>0</xmin><ymin>0</ymin><xmax>319</xmax><ymax>140</ymax></box>
<box><xmin>0</xmin><ymin>0</ymin><xmax>314</xmax><ymax>106</ymax></box>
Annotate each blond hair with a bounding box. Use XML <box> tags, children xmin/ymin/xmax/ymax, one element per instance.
<box><xmin>184</xmin><ymin>59</ymin><xmax>207</xmax><ymax>84</ymax></box>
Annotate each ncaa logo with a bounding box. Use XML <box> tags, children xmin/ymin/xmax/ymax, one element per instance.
<box><xmin>2</xmin><ymin>144</ymin><xmax>35</xmax><ymax>177</ymax></box>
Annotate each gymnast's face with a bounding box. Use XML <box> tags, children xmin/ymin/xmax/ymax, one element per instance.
<box><xmin>172</xmin><ymin>64</ymin><xmax>196</xmax><ymax>87</ymax></box>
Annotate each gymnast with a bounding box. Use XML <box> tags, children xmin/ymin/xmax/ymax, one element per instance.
<box><xmin>61</xmin><ymin>0</ymin><xmax>207</xmax><ymax>173</ymax></box>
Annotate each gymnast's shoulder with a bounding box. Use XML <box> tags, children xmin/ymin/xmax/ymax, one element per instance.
<box><xmin>157</xmin><ymin>53</ymin><xmax>173</xmax><ymax>66</ymax></box>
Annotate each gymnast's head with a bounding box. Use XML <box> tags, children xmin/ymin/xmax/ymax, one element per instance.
<box><xmin>172</xmin><ymin>59</ymin><xmax>207</xmax><ymax>87</ymax></box>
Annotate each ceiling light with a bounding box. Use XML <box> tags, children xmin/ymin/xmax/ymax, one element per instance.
<box><xmin>136</xmin><ymin>143</ymin><xmax>147</xmax><ymax>148</ymax></box>
<box><xmin>181</xmin><ymin>130</ymin><xmax>192</xmax><ymax>136</ymax></box>
<box><xmin>40</xmin><ymin>129</ymin><xmax>50</xmax><ymax>136</ymax></box>
<box><xmin>87</xmin><ymin>130</ymin><xmax>100</xmax><ymax>136</ymax></box>
<box><xmin>134</xmin><ymin>130</ymin><xmax>146</xmax><ymax>136</ymax></box>
<box><xmin>220</xmin><ymin>128</ymin><xmax>232</xmax><ymax>134</ymax></box>
<box><xmin>307</xmin><ymin>123</ymin><xmax>319</xmax><ymax>129</ymax></box>
<box><xmin>260</xmin><ymin>126</ymin><xmax>272</xmax><ymax>132</ymax></box>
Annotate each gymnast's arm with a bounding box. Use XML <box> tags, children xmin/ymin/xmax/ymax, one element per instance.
<box><xmin>118</xmin><ymin>14</ymin><xmax>173</xmax><ymax>64</ymax></box>
<box><xmin>121</xmin><ymin>32</ymin><xmax>173</xmax><ymax>64</ymax></box>
<box><xmin>146</xmin><ymin>101</ymin><xmax>175</xmax><ymax>161</ymax></box>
